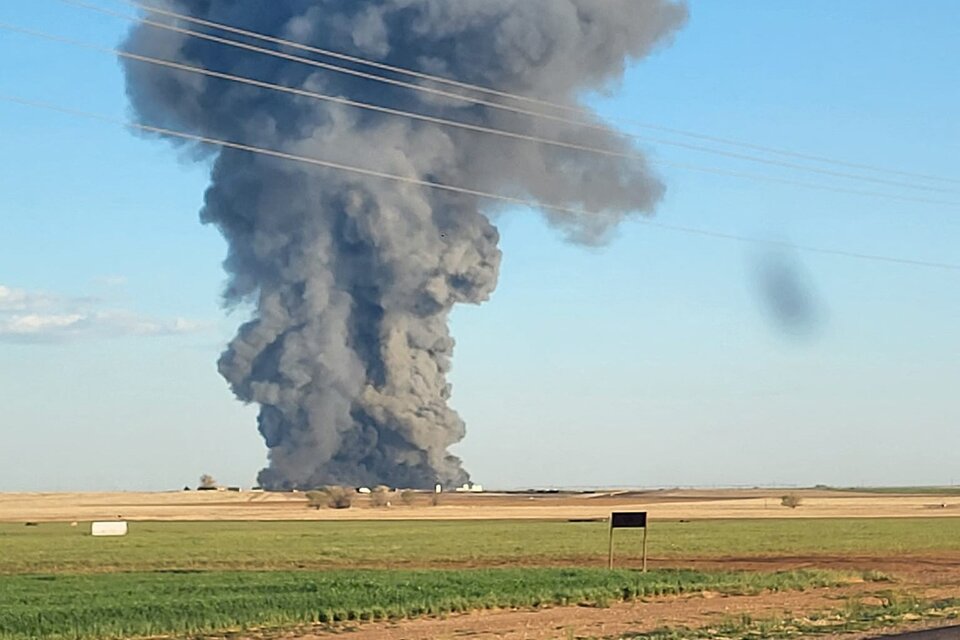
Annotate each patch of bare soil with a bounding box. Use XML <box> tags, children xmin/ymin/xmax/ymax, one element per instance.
<box><xmin>658</xmin><ymin>554</ymin><xmax>960</xmax><ymax>587</ymax></box>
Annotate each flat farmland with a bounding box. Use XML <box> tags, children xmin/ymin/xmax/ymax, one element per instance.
<box><xmin>3</xmin><ymin>487</ymin><xmax>960</xmax><ymax>522</ymax></box>
<box><xmin>3</xmin><ymin>489</ymin><xmax>960</xmax><ymax>639</ymax></box>
<box><xmin>3</xmin><ymin>518</ymin><xmax>960</xmax><ymax>574</ymax></box>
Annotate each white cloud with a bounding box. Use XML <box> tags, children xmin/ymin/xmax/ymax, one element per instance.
<box><xmin>0</xmin><ymin>285</ymin><xmax>56</xmax><ymax>312</ymax></box>
<box><xmin>0</xmin><ymin>284</ymin><xmax>209</xmax><ymax>343</ymax></box>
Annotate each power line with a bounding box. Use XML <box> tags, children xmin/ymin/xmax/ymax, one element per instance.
<box><xmin>59</xmin><ymin>0</ymin><xmax>960</xmax><ymax>196</ymax></box>
<box><xmin>7</xmin><ymin>21</ymin><xmax>957</xmax><ymax>209</ymax></box>
<box><xmin>2</xmin><ymin>93</ymin><xmax>957</xmax><ymax>273</ymax></box>
<box><xmin>113</xmin><ymin>0</ymin><xmax>960</xmax><ymax>187</ymax></box>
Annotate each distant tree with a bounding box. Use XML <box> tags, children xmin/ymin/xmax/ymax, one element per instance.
<box><xmin>371</xmin><ymin>485</ymin><xmax>392</xmax><ymax>508</ymax></box>
<box><xmin>308</xmin><ymin>486</ymin><xmax>352</xmax><ymax>509</ymax></box>
<box><xmin>305</xmin><ymin>490</ymin><xmax>327</xmax><ymax>510</ymax></box>
<box><xmin>199</xmin><ymin>474</ymin><xmax>217</xmax><ymax>489</ymax></box>
<box><xmin>781</xmin><ymin>494</ymin><xmax>802</xmax><ymax>509</ymax></box>
<box><xmin>400</xmin><ymin>490</ymin><xmax>417</xmax><ymax>507</ymax></box>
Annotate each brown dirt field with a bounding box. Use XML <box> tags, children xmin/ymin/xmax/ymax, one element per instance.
<box><xmin>2</xmin><ymin>488</ymin><xmax>960</xmax><ymax>522</ymax></box>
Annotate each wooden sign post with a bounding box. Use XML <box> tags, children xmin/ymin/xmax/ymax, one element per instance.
<box><xmin>608</xmin><ymin>511</ymin><xmax>647</xmax><ymax>571</ymax></box>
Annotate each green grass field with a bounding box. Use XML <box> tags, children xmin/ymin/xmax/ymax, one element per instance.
<box><xmin>0</xmin><ymin>568</ymin><xmax>854</xmax><ymax>640</ymax></box>
<box><xmin>2</xmin><ymin>518</ymin><xmax>959</xmax><ymax>574</ymax></box>
<box><xmin>3</xmin><ymin>518</ymin><xmax>958</xmax><ymax>639</ymax></box>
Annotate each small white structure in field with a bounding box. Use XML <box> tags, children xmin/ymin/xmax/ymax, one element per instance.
<box><xmin>357</xmin><ymin>487</ymin><xmax>372</xmax><ymax>494</ymax></box>
<box><xmin>455</xmin><ymin>483</ymin><xmax>484</xmax><ymax>493</ymax></box>
<box><xmin>91</xmin><ymin>521</ymin><xmax>128</xmax><ymax>537</ymax></box>
<box><xmin>434</xmin><ymin>483</ymin><xmax>442</xmax><ymax>494</ymax></box>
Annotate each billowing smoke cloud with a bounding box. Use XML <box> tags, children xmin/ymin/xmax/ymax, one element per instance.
<box><xmin>122</xmin><ymin>1</ymin><xmax>686</xmax><ymax>489</ymax></box>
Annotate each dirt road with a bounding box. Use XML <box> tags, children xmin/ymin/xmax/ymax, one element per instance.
<box><xmin>871</xmin><ymin>627</ymin><xmax>960</xmax><ymax>639</ymax></box>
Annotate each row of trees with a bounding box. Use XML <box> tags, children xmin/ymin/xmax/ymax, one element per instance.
<box><xmin>305</xmin><ymin>486</ymin><xmax>438</xmax><ymax>510</ymax></box>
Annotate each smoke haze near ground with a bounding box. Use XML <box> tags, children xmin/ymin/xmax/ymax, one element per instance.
<box><xmin>121</xmin><ymin>0</ymin><xmax>686</xmax><ymax>489</ymax></box>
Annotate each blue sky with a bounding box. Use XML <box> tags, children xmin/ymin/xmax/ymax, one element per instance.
<box><xmin>1</xmin><ymin>1</ymin><xmax>957</xmax><ymax>491</ymax></box>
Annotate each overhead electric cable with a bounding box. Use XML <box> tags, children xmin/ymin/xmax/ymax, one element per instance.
<box><xmin>59</xmin><ymin>0</ymin><xmax>960</xmax><ymax>195</ymax></box>
<box><xmin>99</xmin><ymin>0</ymin><xmax>960</xmax><ymax>187</ymax></box>
<box><xmin>2</xmin><ymin>93</ymin><xmax>958</xmax><ymax>273</ymax></box>
<box><xmin>6</xmin><ymin>22</ymin><xmax>957</xmax><ymax>209</ymax></box>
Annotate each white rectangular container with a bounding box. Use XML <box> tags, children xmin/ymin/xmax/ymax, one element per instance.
<box><xmin>91</xmin><ymin>521</ymin><xmax>128</xmax><ymax>537</ymax></box>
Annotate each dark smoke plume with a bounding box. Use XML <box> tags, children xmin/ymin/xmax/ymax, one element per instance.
<box><xmin>122</xmin><ymin>1</ymin><xmax>686</xmax><ymax>489</ymax></box>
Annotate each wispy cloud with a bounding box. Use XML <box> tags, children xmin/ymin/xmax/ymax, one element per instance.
<box><xmin>0</xmin><ymin>284</ymin><xmax>208</xmax><ymax>343</ymax></box>
<box><xmin>0</xmin><ymin>285</ymin><xmax>60</xmax><ymax>313</ymax></box>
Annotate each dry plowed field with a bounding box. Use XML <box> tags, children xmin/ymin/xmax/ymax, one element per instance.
<box><xmin>2</xmin><ymin>487</ymin><xmax>959</xmax><ymax>522</ymax></box>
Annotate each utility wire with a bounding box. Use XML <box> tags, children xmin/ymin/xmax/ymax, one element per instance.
<box><xmin>2</xmin><ymin>93</ymin><xmax>957</xmax><ymax>273</ymax></box>
<box><xmin>59</xmin><ymin>0</ymin><xmax>960</xmax><ymax>195</ymax></box>
<box><xmin>6</xmin><ymin>22</ymin><xmax>957</xmax><ymax>209</ymax></box>
<box><xmin>113</xmin><ymin>0</ymin><xmax>960</xmax><ymax>187</ymax></box>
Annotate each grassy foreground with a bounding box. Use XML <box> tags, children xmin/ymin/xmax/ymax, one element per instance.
<box><xmin>2</xmin><ymin>518</ymin><xmax>959</xmax><ymax>574</ymax></box>
<box><xmin>0</xmin><ymin>568</ymin><xmax>853</xmax><ymax>640</ymax></box>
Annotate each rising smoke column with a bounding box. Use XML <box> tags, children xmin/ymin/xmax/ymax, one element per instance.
<box><xmin>122</xmin><ymin>0</ymin><xmax>687</xmax><ymax>489</ymax></box>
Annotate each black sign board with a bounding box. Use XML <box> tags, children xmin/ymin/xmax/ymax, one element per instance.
<box><xmin>610</xmin><ymin>511</ymin><xmax>647</xmax><ymax>529</ymax></box>
<box><xmin>608</xmin><ymin>511</ymin><xmax>648</xmax><ymax>571</ymax></box>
